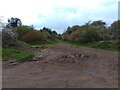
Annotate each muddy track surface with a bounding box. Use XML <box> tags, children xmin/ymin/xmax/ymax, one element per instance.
<box><xmin>2</xmin><ymin>44</ymin><xmax>118</xmax><ymax>88</ymax></box>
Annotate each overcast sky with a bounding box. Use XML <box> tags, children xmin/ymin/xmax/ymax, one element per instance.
<box><xmin>0</xmin><ymin>0</ymin><xmax>119</xmax><ymax>33</ymax></box>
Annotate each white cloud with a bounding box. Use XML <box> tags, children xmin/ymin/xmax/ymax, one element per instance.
<box><xmin>0</xmin><ymin>0</ymin><xmax>119</xmax><ymax>33</ymax></box>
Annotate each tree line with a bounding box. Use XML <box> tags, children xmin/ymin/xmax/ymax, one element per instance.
<box><xmin>2</xmin><ymin>17</ymin><xmax>120</xmax><ymax>47</ymax></box>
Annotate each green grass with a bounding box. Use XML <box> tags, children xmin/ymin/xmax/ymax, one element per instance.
<box><xmin>2</xmin><ymin>48</ymin><xmax>34</xmax><ymax>61</ymax></box>
<box><xmin>89</xmin><ymin>41</ymin><xmax>120</xmax><ymax>51</ymax></box>
<box><xmin>27</xmin><ymin>41</ymin><xmax>47</xmax><ymax>45</ymax></box>
<box><xmin>24</xmin><ymin>39</ymin><xmax>120</xmax><ymax>52</ymax></box>
<box><xmin>47</xmin><ymin>40</ymin><xmax>60</xmax><ymax>45</ymax></box>
<box><xmin>30</xmin><ymin>40</ymin><xmax>60</xmax><ymax>50</ymax></box>
<box><xmin>60</xmin><ymin>40</ymin><xmax>120</xmax><ymax>51</ymax></box>
<box><xmin>60</xmin><ymin>40</ymin><xmax>81</xmax><ymax>46</ymax></box>
<box><xmin>31</xmin><ymin>45</ymin><xmax>48</xmax><ymax>50</ymax></box>
<box><xmin>30</xmin><ymin>40</ymin><xmax>60</xmax><ymax>48</ymax></box>
<box><xmin>28</xmin><ymin>40</ymin><xmax>59</xmax><ymax>46</ymax></box>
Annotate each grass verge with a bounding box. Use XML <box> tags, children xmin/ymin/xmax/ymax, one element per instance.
<box><xmin>88</xmin><ymin>41</ymin><xmax>120</xmax><ymax>51</ymax></box>
<box><xmin>2</xmin><ymin>48</ymin><xmax>34</xmax><ymax>61</ymax></box>
<box><xmin>61</xmin><ymin>40</ymin><xmax>120</xmax><ymax>51</ymax></box>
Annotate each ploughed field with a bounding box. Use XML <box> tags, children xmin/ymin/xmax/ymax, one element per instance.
<box><xmin>2</xmin><ymin>43</ymin><xmax>118</xmax><ymax>88</ymax></box>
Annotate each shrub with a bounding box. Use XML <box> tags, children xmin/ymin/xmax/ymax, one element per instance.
<box><xmin>79</xmin><ymin>27</ymin><xmax>100</xmax><ymax>43</ymax></box>
<box><xmin>69</xmin><ymin>31</ymin><xmax>80</xmax><ymax>41</ymax></box>
<box><xmin>2</xmin><ymin>29</ymin><xmax>18</xmax><ymax>47</ymax></box>
<box><xmin>21</xmin><ymin>30</ymin><xmax>47</xmax><ymax>43</ymax></box>
<box><xmin>89</xmin><ymin>41</ymin><xmax>120</xmax><ymax>51</ymax></box>
<box><xmin>13</xmin><ymin>26</ymin><xmax>33</xmax><ymax>40</ymax></box>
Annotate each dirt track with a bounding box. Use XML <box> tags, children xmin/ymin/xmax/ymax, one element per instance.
<box><xmin>2</xmin><ymin>44</ymin><xmax>118</xmax><ymax>88</ymax></box>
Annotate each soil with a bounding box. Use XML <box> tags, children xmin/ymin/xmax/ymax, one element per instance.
<box><xmin>2</xmin><ymin>43</ymin><xmax>118</xmax><ymax>88</ymax></box>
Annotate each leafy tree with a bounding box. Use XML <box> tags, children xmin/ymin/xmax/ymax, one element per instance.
<box><xmin>66</xmin><ymin>26</ymin><xmax>72</xmax><ymax>34</ymax></box>
<box><xmin>91</xmin><ymin>20</ymin><xmax>106</xmax><ymax>27</ymax></box>
<box><xmin>109</xmin><ymin>20</ymin><xmax>120</xmax><ymax>40</ymax></box>
<box><xmin>110</xmin><ymin>20</ymin><xmax>120</xmax><ymax>32</ymax></box>
<box><xmin>52</xmin><ymin>31</ymin><xmax>57</xmax><ymax>35</ymax></box>
<box><xmin>57</xmin><ymin>34</ymin><xmax>62</xmax><ymax>39</ymax></box>
<box><xmin>66</xmin><ymin>25</ymin><xmax>79</xmax><ymax>34</ymax></box>
<box><xmin>6</xmin><ymin>17</ymin><xmax>22</xmax><ymax>28</ymax></box>
<box><xmin>40</xmin><ymin>27</ymin><xmax>58</xmax><ymax>40</ymax></box>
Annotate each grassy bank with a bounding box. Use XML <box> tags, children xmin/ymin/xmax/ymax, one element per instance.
<box><xmin>60</xmin><ymin>40</ymin><xmax>120</xmax><ymax>51</ymax></box>
<box><xmin>2</xmin><ymin>40</ymin><xmax>59</xmax><ymax>61</ymax></box>
<box><xmin>2</xmin><ymin>48</ymin><xmax>34</xmax><ymax>61</ymax></box>
<box><xmin>88</xmin><ymin>41</ymin><xmax>120</xmax><ymax>51</ymax></box>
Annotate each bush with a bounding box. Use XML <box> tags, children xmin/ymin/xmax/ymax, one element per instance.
<box><xmin>79</xmin><ymin>27</ymin><xmax>100</xmax><ymax>43</ymax></box>
<box><xmin>21</xmin><ymin>30</ymin><xmax>47</xmax><ymax>43</ymax></box>
<box><xmin>90</xmin><ymin>41</ymin><xmax>112</xmax><ymax>48</ymax></box>
<box><xmin>89</xmin><ymin>41</ymin><xmax>120</xmax><ymax>51</ymax></box>
<box><xmin>2</xmin><ymin>29</ymin><xmax>18</xmax><ymax>47</ymax></box>
<box><xmin>13</xmin><ymin>26</ymin><xmax>33</xmax><ymax>40</ymax></box>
